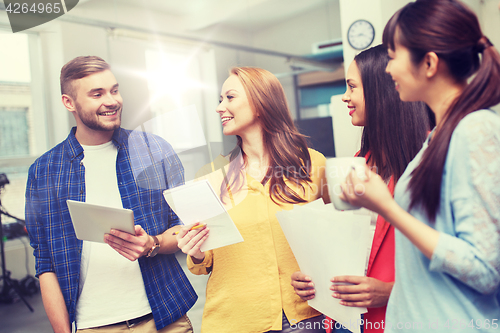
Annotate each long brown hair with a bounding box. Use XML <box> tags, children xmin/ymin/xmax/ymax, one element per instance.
<box><xmin>383</xmin><ymin>0</ymin><xmax>500</xmax><ymax>220</ymax></box>
<box><xmin>223</xmin><ymin>67</ymin><xmax>313</xmax><ymax>205</ymax></box>
<box><xmin>355</xmin><ymin>45</ymin><xmax>430</xmax><ymax>182</ymax></box>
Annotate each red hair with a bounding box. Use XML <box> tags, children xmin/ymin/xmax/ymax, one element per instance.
<box><xmin>223</xmin><ymin>67</ymin><xmax>313</xmax><ymax>205</ymax></box>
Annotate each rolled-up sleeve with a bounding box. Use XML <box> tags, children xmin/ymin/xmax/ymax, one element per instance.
<box><xmin>25</xmin><ymin>165</ymin><xmax>53</xmax><ymax>277</ymax></box>
<box><xmin>187</xmin><ymin>250</ymin><xmax>213</xmax><ymax>275</ymax></box>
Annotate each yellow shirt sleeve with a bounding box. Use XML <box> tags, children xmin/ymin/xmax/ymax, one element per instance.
<box><xmin>186</xmin><ymin>250</ymin><xmax>213</xmax><ymax>275</ymax></box>
<box><xmin>308</xmin><ymin>148</ymin><xmax>330</xmax><ymax>203</ymax></box>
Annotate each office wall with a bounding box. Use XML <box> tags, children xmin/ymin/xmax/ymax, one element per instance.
<box><xmin>253</xmin><ymin>1</ymin><xmax>341</xmax><ymax>117</ymax></box>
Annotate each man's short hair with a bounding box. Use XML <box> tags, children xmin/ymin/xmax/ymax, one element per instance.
<box><xmin>60</xmin><ymin>56</ymin><xmax>110</xmax><ymax>99</ymax></box>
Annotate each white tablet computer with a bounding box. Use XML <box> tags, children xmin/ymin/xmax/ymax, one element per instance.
<box><xmin>66</xmin><ymin>200</ymin><xmax>135</xmax><ymax>243</ymax></box>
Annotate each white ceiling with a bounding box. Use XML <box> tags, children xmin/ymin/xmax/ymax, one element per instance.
<box><xmin>77</xmin><ymin>0</ymin><xmax>332</xmax><ymax>31</ymax></box>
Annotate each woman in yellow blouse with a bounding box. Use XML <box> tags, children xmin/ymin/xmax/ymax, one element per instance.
<box><xmin>176</xmin><ymin>67</ymin><xmax>330</xmax><ymax>333</ymax></box>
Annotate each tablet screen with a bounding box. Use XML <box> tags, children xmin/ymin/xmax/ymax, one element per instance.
<box><xmin>66</xmin><ymin>200</ymin><xmax>135</xmax><ymax>243</ymax></box>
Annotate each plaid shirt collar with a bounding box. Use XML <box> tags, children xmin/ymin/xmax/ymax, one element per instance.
<box><xmin>64</xmin><ymin>127</ymin><xmax>129</xmax><ymax>161</ymax></box>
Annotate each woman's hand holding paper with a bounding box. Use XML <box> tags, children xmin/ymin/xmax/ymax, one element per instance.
<box><xmin>330</xmin><ymin>275</ymin><xmax>393</xmax><ymax>308</ymax></box>
<box><xmin>176</xmin><ymin>222</ymin><xmax>209</xmax><ymax>263</ymax></box>
<box><xmin>290</xmin><ymin>271</ymin><xmax>316</xmax><ymax>301</ymax></box>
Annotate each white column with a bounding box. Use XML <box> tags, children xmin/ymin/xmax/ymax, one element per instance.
<box><xmin>39</xmin><ymin>23</ymin><xmax>72</xmax><ymax>147</ymax></box>
<box><xmin>331</xmin><ymin>0</ymin><xmax>411</xmax><ymax>157</ymax></box>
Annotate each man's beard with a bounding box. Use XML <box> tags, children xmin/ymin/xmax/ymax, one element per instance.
<box><xmin>75</xmin><ymin>102</ymin><xmax>122</xmax><ymax>132</ymax></box>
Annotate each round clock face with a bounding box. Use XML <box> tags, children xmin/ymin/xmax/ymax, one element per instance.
<box><xmin>347</xmin><ymin>20</ymin><xmax>375</xmax><ymax>50</ymax></box>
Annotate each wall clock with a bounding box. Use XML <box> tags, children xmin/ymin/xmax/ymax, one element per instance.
<box><xmin>347</xmin><ymin>19</ymin><xmax>375</xmax><ymax>50</ymax></box>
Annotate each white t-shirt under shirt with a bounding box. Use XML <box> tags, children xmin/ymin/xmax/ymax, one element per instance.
<box><xmin>75</xmin><ymin>142</ymin><xmax>151</xmax><ymax>329</ymax></box>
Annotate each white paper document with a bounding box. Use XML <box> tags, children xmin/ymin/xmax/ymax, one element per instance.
<box><xmin>163</xmin><ymin>179</ymin><xmax>243</xmax><ymax>251</ymax></box>
<box><xmin>276</xmin><ymin>200</ymin><xmax>371</xmax><ymax>333</ymax></box>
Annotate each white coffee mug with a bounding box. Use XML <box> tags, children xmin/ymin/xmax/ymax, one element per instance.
<box><xmin>326</xmin><ymin>157</ymin><xmax>367</xmax><ymax>211</ymax></box>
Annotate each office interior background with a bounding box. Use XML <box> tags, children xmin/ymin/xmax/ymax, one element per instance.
<box><xmin>0</xmin><ymin>0</ymin><xmax>499</xmax><ymax>332</ymax></box>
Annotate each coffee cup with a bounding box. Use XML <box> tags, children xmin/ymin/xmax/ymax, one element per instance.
<box><xmin>326</xmin><ymin>157</ymin><xmax>367</xmax><ymax>211</ymax></box>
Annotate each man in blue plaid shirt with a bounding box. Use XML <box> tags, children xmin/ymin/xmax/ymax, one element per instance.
<box><xmin>25</xmin><ymin>56</ymin><xmax>197</xmax><ymax>333</ymax></box>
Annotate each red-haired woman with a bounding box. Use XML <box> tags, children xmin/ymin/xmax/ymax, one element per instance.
<box><xmin>341</xmin><ymin>1</ymin><xmax>500</xmax><ymax>332</ymax></box>
<box><xmin>177</xmin><ymin>67</ymin><xmax>330</xmax><ymax>333</ymax></box>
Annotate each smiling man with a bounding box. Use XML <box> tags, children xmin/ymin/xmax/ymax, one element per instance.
<box><xmin>25</xmin><ymin>56</ymin><xmax>196</xmax><ymax>333</ymax></box>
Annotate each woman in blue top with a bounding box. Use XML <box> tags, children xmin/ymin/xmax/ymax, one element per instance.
<box><xmin>340</xmin><ymin>0</ymin><xmax>500</xmax><ymax>332</ymax></box>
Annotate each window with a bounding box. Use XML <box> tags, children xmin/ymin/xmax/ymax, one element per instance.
<box><xmin>0</xmin><ymin>107</ymin><xmax>30</xmax><ymax>157</ymax></box>
<box><xmin>0</xmin><ymin>33</ymin><xmax>32</xmax><ymax>159</ymax></box>
<box><xmin>0</xmin><ymin>30</ymin><xmax>47</xmax><ymax>222</ymax></box>
<box><xmin>142</xmin><ymin>44</ymin><xmax>221</xmax><ymax>182</ymax></box>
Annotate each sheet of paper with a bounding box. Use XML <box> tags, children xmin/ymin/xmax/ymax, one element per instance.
<box><xmin>163</xmin><ymin>179</ymin><xmax>243</xmax><ymax>251</ymax></box>
<box><xmin>276</xmin><ymin>200</ymin><xmax>370</xmax><ymax>333</ymax></box>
